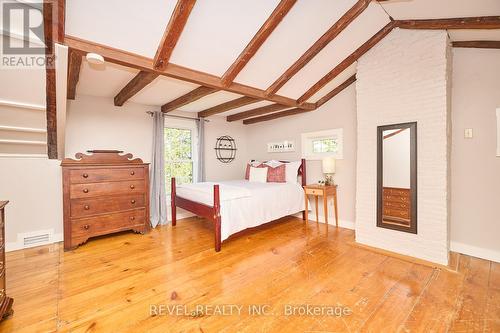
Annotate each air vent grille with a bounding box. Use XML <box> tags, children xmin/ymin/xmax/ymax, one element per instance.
<box><xmin>22</xmin><ymin>232</ymin><xmax>51</xmax><ymax>248</ymax></box>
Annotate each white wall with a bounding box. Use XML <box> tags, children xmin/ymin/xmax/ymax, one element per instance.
<box><xmin>383</xmin><ymin>129</ymin><xmax>411</xmax><ymax>188</ymax></box>
<box><xmin>355</xmin><ymin>29</ymin><xmax>451</xmax><ymax>265</ymax></box>
<box><xmin>246</xmin><ymin>84</ymin><xmax>357</xmax><ymax>229</ymax></box>
<box><xmin>450</xmin><ymin>48</ymin><xmax>500</xmax><ymax>263</ymax></box>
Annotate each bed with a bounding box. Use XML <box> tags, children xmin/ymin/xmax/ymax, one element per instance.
<box><xmin>171</xmin><ymin>159</ymin><xmax>306</xmax><ymax>251</ymax></box>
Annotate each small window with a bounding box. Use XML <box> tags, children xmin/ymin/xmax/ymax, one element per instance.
<box><xmin>312</xmin><ymin>138</ymin><xmax>338</xmax><ymax>154</ymax></box>
<box><xmin>165</xmin><ymin>127</ymin><xmax>193</xmax><ymax>194</ymax></box>
<box><xmin>302</xmin><ymin>128</ymin><xmax>344</xmax><ymax>160</ymax></box>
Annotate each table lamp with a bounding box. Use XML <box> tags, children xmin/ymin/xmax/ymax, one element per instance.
<box><xmin>322</xmin><ymin>156</ymin><xmax>336</xmax><ymax>185</ymax></box>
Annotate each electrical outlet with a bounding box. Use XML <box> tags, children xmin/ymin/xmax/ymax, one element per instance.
<box><xmin>464</xmin><ymin>128</ymin><xmax>473</xmax><ymax>139</ymax></box>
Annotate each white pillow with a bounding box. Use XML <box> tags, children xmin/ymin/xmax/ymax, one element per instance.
<box><xmin>249</xmin><ymin>167</ymin><xmax>268</xmax><ymax>183</ymax></box>
<box><xmin>249</xmin><ymin>160</ymin><xmax>261</xmax><ymax>167</ymax></box>
<box><xmin>264</xmin><ymin>159</ymin><xmax>283</xmax><ymax>168</ymax></box>
<box><xmin>285</xmin><ymin>161</ymin><xmax>302</xmax><ymax>184</ymax></box>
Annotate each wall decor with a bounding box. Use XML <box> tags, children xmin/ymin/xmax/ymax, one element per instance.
<box><xmin>215</xmin><ymin>136</ymin><xmax>237</xmax><ymax>163</ymax></box>
<box><xmin>301</xmin><ymin>128</ymin><xmax>343</xmax><ymax>160</ymax></box>
<box><xmin>267</xmin><ymin>140</ymin><xmax>295</xmax><ymax>153</ymax></box>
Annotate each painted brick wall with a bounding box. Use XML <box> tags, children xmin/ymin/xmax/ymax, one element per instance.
<box><xmin>355</xmin><ymin>28</ymin><xmax>451</xmax><ymax>265</ymax></box>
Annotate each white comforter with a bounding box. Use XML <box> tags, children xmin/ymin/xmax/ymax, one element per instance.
<box><xmin>176</xmin><ymin>180</ymin><xmax>305</xmax><ymax>241</ymax></box>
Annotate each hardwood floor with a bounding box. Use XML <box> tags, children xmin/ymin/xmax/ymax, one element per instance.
<box><xmin>0</xmin><ymin>216</ymin><xmax>498</xmax><ymax>332</ymax></box>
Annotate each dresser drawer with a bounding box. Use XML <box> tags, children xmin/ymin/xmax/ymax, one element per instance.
<box><xmin>383</xmin><ymin>194</ymin><xmax>410</xmax><ymax>204</ymax></box>
<box><xmin>71</xmin><ymin>209</ymin><xmax>146</xmax><ymax>238</ymax></box>
<box><xmin>70</xmin><ymin>180</ymin><xmax>145</xmax><ymax>199</ymax></box>
<box><xmin>70</xmin><ymin>194</ymin><xmax>146</xmax><ymax>218</ymax></box>
<box><xmin>383</xmin><ymin>201</ymin><xmax>410</xmax><ymax>210</ymax></box>
<box><xmin>69</xmin><ymin>167</ymin><xmax>144</xmax><ymax>184</ymax></box>
<box><xmin>383</xmin><ymin>208</ymin><xmax>410</xmax><ymax>219</ymax></box>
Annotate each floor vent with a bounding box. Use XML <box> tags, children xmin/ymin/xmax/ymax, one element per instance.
<box><xmin>20</xmin><ymin>230</ymin><xmax>53</xmax><ymax>249</ymax></box>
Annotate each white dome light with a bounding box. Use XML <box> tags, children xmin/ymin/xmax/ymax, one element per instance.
<box><xmin>86</xmin><ymin>52</ymin><xmax>104</xmax><ymax>65</ymax></box>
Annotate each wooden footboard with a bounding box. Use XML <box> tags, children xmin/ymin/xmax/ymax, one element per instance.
<box><xmin>171</xmin><ymin>178</ymin><xmax>222</xmax><ymax>252</ymax></box>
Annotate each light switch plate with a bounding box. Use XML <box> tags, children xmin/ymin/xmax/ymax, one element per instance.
<box><xmin>464</xmin><ymin>128</ymin><xmax>473</xmax><ymax>139</ymax></box>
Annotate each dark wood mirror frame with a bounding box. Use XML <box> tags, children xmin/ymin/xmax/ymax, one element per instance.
<box><xmin>377</xmin><ymin>122</ymin><xmax>417</xmax><ymax>234</ymax></box>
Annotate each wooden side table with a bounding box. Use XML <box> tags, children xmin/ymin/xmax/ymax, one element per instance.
<box><xmin>303</xmin><ymin>184</ymin><xmax>338</xmax><ymax>227</ymax></box>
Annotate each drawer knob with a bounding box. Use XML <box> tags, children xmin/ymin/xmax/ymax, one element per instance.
<box><xmin>83</xmin><ymin>188</ymin><xmax>89</xmax><ymax>193</ymax></box>
<box><xmin>130</xmin><ymin>171</ymin><xmax>135</xmax><ymax>176</ymax></box>
<box><xmin>83</xmin><ymin>224</ymin><xmax>90</xmax><ymax>230</ymax></box>
<box><xmin>131</xmin><ymin>199</ymin><xmax>136</xmax><ymax>204</ymax></box>
<box><xmin>130</xmin><ymin>216</ymin><xmax>135</xmax><ymax>221</ymax></box>
<box><xmin>84</xmin><ymin>205</ymin><xmax>90</xmax><ymax>210</ymax></box>
<box><xmin>130</xmin><ymin>185</ymin><xmax>135</xmax><ymax>189</ymax></box>
<box><xmin>82</xmin><ymin>173</ymin><xmax>89</xmax><ymax>178</ymax></box>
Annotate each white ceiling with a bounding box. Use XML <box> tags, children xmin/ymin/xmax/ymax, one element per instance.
<box><xmin>65</xmin><ymin>0</ymin><xmax>500</xmax><ymax>119</ymax></box>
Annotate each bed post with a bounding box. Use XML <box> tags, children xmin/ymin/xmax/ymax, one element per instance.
<box><xmin>171</xmin><ymin>177</ymin><xmax>177</xmax><ymax>226</ymax></box>
<box><xmin>213</xmin><ymin>184</ymin><xmax>221</xmax><ymax>252</ymax></box>
<box><xmin>301</xmin><ymin>158</ymin><xmax>307</xmax><ymax>220</ymax></box>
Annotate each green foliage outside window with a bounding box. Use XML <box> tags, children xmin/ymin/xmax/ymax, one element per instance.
<box><xmin>165</xmin><ymin>127</ymin><xmax>193</xmax><ymax>193</ymax></box>
<box><xmin>312</xmin><ymin>138</ymin><xmax>338</xmax><ymax>153</ymax></box>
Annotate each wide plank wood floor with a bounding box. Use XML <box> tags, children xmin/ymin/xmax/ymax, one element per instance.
<box><xmin>0</xmin><ymin>216</ymin><xmax>498</xmax><ymax>332</ymax></box>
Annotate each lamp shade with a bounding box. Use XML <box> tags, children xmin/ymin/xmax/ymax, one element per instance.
<box><xmin>322</xmin><ymin>157</ymin><xmax>336</xmax><ymax>174</ymax></box>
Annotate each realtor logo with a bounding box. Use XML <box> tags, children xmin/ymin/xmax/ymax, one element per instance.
<box><xmin>1</xmin><ymin>1</ymin><xmax>53</xmax><ymax>69</ymax></box>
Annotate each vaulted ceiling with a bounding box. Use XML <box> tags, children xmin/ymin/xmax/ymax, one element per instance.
<box><xmin>64</xmin><ymin>0</ymin><xmax>500</xmax><ymax>122</ymax></box>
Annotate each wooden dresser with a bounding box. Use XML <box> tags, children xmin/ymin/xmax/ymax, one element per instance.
<box><xmin>0</xmin><ymin>201</ymin><xmax>13</xmax><ymax>321</ymax></box>
<box><xmin>382</xmin><ymin>187</ymin><xmax>411</xmax><ymax>226</ymax></box>
<box><xmin>61</xmin><ymin>151</ymin><xmax>150</xmax><ymax>250</ymax></box>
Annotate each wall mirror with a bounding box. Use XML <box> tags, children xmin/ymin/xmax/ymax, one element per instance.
<box><xmin>377</xmin><ymin>122</ymin><xmax>417</xmax><ymax>234</ymax></box>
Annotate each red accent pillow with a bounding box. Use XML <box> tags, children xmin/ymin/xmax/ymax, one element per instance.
<box><xmin>245</xmin><ymin>163</ymin><xmax>263</xmax><ymax>180</ymax></box>
<box><xmin>266</xmin><ymin>164</ymin><xmax>286</xmax><ymax>183</ymax></box>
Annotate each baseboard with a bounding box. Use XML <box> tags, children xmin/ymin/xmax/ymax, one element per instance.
<box><xmin>292</xmin><ymin>212</ymin><xmax>354</xmax><ymax>230</ymax></box>
<box><xmin>450</xmin><ymin>241</ymin><xmax>500</xmax><ymax>263</ymax></box>
<box><xmin>6</xmin><ymin>232</ymin><xmax>63</xmax><ymax>252</ymax></box>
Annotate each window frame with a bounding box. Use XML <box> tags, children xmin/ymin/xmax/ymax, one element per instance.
<box><xmin>301</xmin><ymin>128</ymin><xmax>344</xmax><ymax>160</ymax></box>
<box><xmin>164</xmin><ymin>118</ymin><xmax>199</xmax><ymax>192</ymax></box>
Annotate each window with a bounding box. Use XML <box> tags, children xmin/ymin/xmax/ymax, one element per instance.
<box><xmin>312</xmin><ymin>138</ymin><xmax>338</xmax><ymax>154</ymax></box>
<box><xmin>164</xmin><ymin>119</ymin><xmax>198</xmax><ymax>194</ymax></box>
<box><xmin>301</xmin><ymin>128</ymin><xmax>343</xmax><ymax>160</ymax></box>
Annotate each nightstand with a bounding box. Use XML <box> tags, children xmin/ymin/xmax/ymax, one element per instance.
<box><xmin>303</xmin><ymin>184</ymin><xmax>338</xmax><ymax>227</ymax></box>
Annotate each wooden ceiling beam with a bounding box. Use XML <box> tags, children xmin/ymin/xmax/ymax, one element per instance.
<box><xmin>226</xmin><ymin>103</ymin><xmax>289</xmax><ymax>122</ymax></box>
<box><xmin>315</xmin><ymin>74</ymin><xmax>356</xmax><ymax>108</ymax></box>
<box><xmin>243</xmin><ymin>107</ymin><xmax>312</xmax><ymax>125</ymax></box>
<box><xmin>297</xmin><ymin>21</ymin><xmax>395</xmax><ymax>104</ymax></box>
<box><xmin>221</xmin><ymin>0</ymin><xmax>297</xmax><ymax>87</ymax></box>
<box><xmin>64</xmin><ymin>35</ymin><xmax>313</xmax><ymax>109</ymax></box>
<box><xmin>67</xmin><ymin>48</ymin><xmax>82</xmax><ymax>100</ymax></box>
<box><xmin>266</xmin><ymin>0</ymin><xmax>370</xmax><ymax>96</ymax></box>
<box><xmin>198</xmin><ymin>96</ymin><xmax>259</xmax><ymax>118</ymax></box>
<box><xmin>153</xmin><ymin>0</ymin><xmax>196</xmax><ymax>70</ymax></box>
<box><xmin>114</xmin><ymin>71</ymin><xmax>159</xmax><ymax>106</ymax></box>
<box><xmin>161</xmin><ymin>86</ymin><xmax>218</xmax><ymax>113</ymax></box>
<box><xmin>396</xmin><ymin>16</ymin><xmax>500</xmax><ymax>30</ymax></box>
<box><xmin>452</xmin><ymin>41</ymin><xmax>500</xmax><ymax>49</ymax></box>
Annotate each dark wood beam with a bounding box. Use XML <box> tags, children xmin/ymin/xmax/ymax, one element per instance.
<box><xmin>66</xmin><ymin>48</ymin><xmax>82</xmax><ymax>100</ymax></box>
<box><xmin>198</xmin><ymin>96</ymin><xmax>259</xmax><ymax>118</ymax></box>
<box><xmin>243</xmin><ymin>107</ymin><xmax>313</xmax><ymax>125</ymax></box>
<box><xmin>396</xmin><ymin>16</ymin><xmax>500</xmax><ymax>30</ymax></box>
<box><xmin>64</xmin><ymin>35</ymin><xmax>315</xmax><ymax>109</ymax></box>
<box><xmin>221</xmin><ymin>0</ymin><xmax>297</xmax><ymax>87</ymax></box>
<box><xmin>315</xmin><ymin>74</ymin><xmax>356</xmax><ymax>107</ymax></box>
<box><xmin>226</xmin><ymin>103</ymin><xmax>289</xmax><ymax>122</ymax></box>
<box><xmin>43</xmin><ymin>0</ymin><xmax>65</xmax><ymax>159</ymax></box>
<box><xmin>452</xmin><ymin>40</ymin><xmax>500</xmax><ymax>49</ymax></box>
<box><xmin>153</xmin><ymin>0</ymin><xmax>196</xmax><ymax>70</ymax></box>
<box><xmin>266</xmin><ymin>0</ymin><xmax>370</xmax><ymax>96</ymax></box>
<box><xmin>161</xmin><ymin>86</ymin><xmax>218</xmax><ymax>113</ymax></box>
<box><xmin>298</xmin><ymin>21</ymin><xmax>395</xmax><ymax>104</ymax></box>
<box><xmin>114</xmin><ymin>71</ymin><xmax>159</xmax><ymax>106</ymax></box>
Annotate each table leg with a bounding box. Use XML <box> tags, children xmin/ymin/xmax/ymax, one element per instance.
<box><xmin>334</xmin><ymin>192</ymin><xmax>339</xmax><ymax>227</ymax></box>
<box><xmin>315</xmin><ymin>196</ymin><xmax>319</xmax><ymax>223</ymax></box>
<box><xmin>324</xmin><ymin>195</ymin><xmax>328</xmax><ymax>225</ymax></box>
<box><xmin>304</xmin><ymin>193</ymin><xmax>309</xmax><ymax>224</ymax></box>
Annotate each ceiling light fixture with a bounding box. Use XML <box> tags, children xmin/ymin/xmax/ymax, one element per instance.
<box><xmin>86</xmin><ymin>52</ymin><xmax>105</xmax><ymax>65</ymax></box>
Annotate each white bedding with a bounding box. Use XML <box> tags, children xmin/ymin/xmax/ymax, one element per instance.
<box><xmin>176</xmin><ymin>180</ymin><xmax>305</xmax><ymax>241</ymax></box>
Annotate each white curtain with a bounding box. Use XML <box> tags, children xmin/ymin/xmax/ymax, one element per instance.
<box><xmin>150</xmin><ymin>112</ymin><xmax>167</xmax><ymax>227</ymax></box>
<box><xmin>197</xmin><ymin>117</ymin><xmax>206</xmax><ymax>182</ymax></box>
